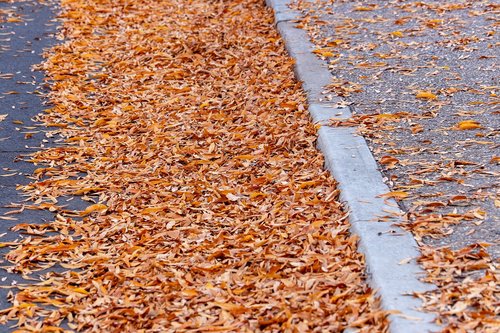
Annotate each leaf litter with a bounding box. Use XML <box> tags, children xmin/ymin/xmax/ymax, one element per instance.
<box><xmin>291</xmin><ymin>0</ymin><xmax>499</xmax><ymax>331</ymax></box>
<box><xmin>0</xmin><ymin>0</ymin><xmax>389</xmax><ymax>331</ymax></box>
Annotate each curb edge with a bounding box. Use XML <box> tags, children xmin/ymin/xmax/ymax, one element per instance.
<box><xmin>266</xmin><ymin>1</ymin><xmax>440</xmax><ymax>332</ymax></box>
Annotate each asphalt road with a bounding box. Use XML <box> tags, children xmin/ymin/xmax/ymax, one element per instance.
<box><xmin>295</xmin><ymin>0</ymin><xmax>499</xmax><ymax>258</ymax></box>
<box><xmin>0</xmin><ymin>0</ymin><xmax>59</xmax><ymax>328</ymax></box>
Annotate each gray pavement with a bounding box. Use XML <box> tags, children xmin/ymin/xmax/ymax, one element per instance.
<box><xmin>0</xmin><ymin>0</ymin><xmax>59</xmax><ymax>329</ymax></box>
<box><xmin>268</xmin><ymin>1</ymin><xmax>442</xmax><ymax>332</ymax></box>
<box><xmin>267</xmin><ymin>0</ymin><xmax>499</xmax><ymax>332</ymax></box>
<box><xmin>290</xmin><ymin>0</ymin><xmax>499</xmax><ymax>257</ymax></box>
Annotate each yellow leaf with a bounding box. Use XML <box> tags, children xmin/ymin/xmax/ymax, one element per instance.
<box><xmin>70</xmin><ymin>287</ymin><xmax>89</xmax><ymax>295</ymax></box>
<box><xmin>0</xmin><ymin>242</ymin><xmax>18</xmax><ymax>248</ymax></box>
<box><xmin>354</xmin><ymin>6</ymin><xmax>377</xmax><ymax>11</ymax></box>
<box><xmin>40</xmin><ymin>244</ymin><xmax>78</xmax><ymax>254</ymax></box>
<box><xmin>456</xmin><ymin>120</ymin><xmax>481</xmax><ymax>130</ymax></box>
<box><xmin>327</xmin><ymin>39</ymin><xmax>346</xmax><ymax>46</ymax></box>
<box><xmin>234</xmin><ymin>155</ymin><xmax>255</xmax><ymax>160</ymax></box>
<box><xmin>378</xmin><ymin>191</ymin><xmax>409</xmax><ymax>199</ymax></box>
<box><xmin>312</xmin><ymin>49</ymin><xmax>337</xmax><ymax>57</ymax></box>
<box><xmin>299</xmin><ymin>180</ymin><xmax>321</xmax><ymax>189</ymax></box>
<box><xmin>249</xmin><ymin>192</ymin><xmax>268</xmax><ymax>199</ymax></box>
<box><xmin>66</xmin><ymin>136</ymin><xmax>90</xmax><ymax>142</ymax></box>
<box><xmin>416</xmin><ymin>91</ymin><xmax>437</xmax><ymax>100</ymax></box>
<box><xmin>7</xmin><ymin>17</ymin><xmax>23</xmax><ymax>23</ymax></box>
<box><xmin>73</xmin><ymin>187</ymin><xmax>105</xmax><ymax>195</ymax></box>
<box><xmin>182</xmin><ymin>289</ymin><xmax>198</xmax><ymax>297</ymax></box>
<box><xmin>141</xmin><ymin>206</ymin><xmax>165</xmax><ymax>214</ymax></box>
<box><xmin>18</xmin><ymin>302</ymin><xmax>36</xmax><ymax>309</ymax></box>
<box><xmin>425</xmin><ymin>19</ymin><xmax>443</xmax><ymax>28</ymax></box>
<box><xmin>311</xmin><ymin>220</ymin><xmax>325</xmax><ymax>228</ymax></box>
<box><xmin>391</xmin><ymin>31</ymin><xmax>404</xmax><ymax>38</ymax></box>
<box><xmin>472</xmin><ymin>209</ymin><xmax>486</xmax><ymax>219</ymax></box>
<box><xmin>94</xmin><ymin>118</ymin><xmax>107</xmax><ymax>126</ymax></box>
<box><xmin>81</xmin><ymin>204</ymin><xmax>107</xmax><ymax>216</ymax></box>
<box><xmin>80</xmin><ymin>52</ymin><xmax>99</xmax><ymax>60</ymax></box>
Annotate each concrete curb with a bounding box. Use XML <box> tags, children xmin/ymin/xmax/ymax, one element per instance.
<box><xmin>266</xmin><ymin>1</ymin><xmax>440</xmax><ymax>332</ymax></box>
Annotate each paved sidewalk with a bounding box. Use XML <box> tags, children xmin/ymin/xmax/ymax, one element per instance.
<box><xmin>292</xmin><ymin>0</ymin><xmax>499</xmax><ymax>256</ymax></box>
<box><xmin>279</xmin><ymin>0</ymin><xmax>499</xmax><ymax>331</ymax></box>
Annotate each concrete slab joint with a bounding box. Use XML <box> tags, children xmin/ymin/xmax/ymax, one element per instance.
<box><xmin>266</xmin><ymin>0</ymin><xmax>441</xmax><ymax>332</ymax></box>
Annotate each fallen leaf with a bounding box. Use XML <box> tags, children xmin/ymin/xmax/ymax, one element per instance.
<box><xmin>80</xmin><ymin>203</ymin><xmax>107</xmax><ymax>216</ymax></box>
<box><xmin>378</xmin><ymin>191</ymin><xmax>409</xmax><ymax>199</ymax></box>
<box><xmin>312</xmin><ymin>48</ymin><xmax>337</xmax><ymax>57</ymax></box>
<box><xmin>456</xmin><ymin>120</ymin><xmax>482</xmax><ymax>130</ymax></box>
<box><xmin>390</xmin><ymin>31</ymin><xmax>404</xmax><ymax>38</ymax></box>
<box><xmin>415</xmin><ymin>91</ymin><xmax>437</xmax><ymax>100</ymax></box>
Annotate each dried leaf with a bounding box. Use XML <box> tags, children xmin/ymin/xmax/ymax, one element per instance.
<box><xmin>378</xmin><ymin>191</ymin><xmax>409</xmax><ymax>199</ymax></box>
<box><xmin>312</xmin><ymin>48</ymin><xmax>337</xmax><ymax>57</ymax></box>
<box><xmin>415</xmin><ymin>91</ymin><xmax>437</xmax><ymax>100</ymax></box>
<box><xmin>456</xmin><ymin>120</ymin><xmax>482</xmax><ymax>130</ymax></box>
<box><xmin>390</xmin><ymin>31</ymin><xmax>404</xmax><ymax>38</ymax></box>
<box><xmin>80</xmin><ymin>203</ymin><xmax>107</xmax><ymax>216</ymax></box>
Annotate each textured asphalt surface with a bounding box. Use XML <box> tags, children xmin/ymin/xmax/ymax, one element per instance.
<box><xmin>0</xmin><ymin>0</ymin><xmax>60</xmax><ymax>328</ymax></box>
<box><xmin>295</xmin><ymin>0</ymin><xmax>499</xmax><ymax>258</ymax></box>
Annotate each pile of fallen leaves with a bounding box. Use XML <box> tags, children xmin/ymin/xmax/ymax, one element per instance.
<box><xmin>291</xmin><ymin>0</ymin><xmax>499</xmax><ymax>331</ymax></box>
<box><xmin>0</xmin><ymin>5</ymin><xmax>23</xmax><ymax>24</ymax></box>
<box><xmin>0</xmin><ymin>0</ymin><xmax>388</xmax><ymax>331</ymax></box>
<box><xmin>417</xmin><ymin>244</ymin><xmax>499</xmax><ymax>332</ymax></box>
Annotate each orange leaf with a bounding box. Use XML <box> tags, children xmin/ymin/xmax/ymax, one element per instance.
<box><xmin>390</xmin><ymin>31</ymin><xmax>404</xmax><ymax>38</ymax></box>
<box><xmin>380</xmin><ymin>155</ymin><xmax>399</xmax><ymax>165</ymax></box>
<box><xmin>299</xmin><ymin>180</ymin><xmax>321</xmax><ymax>189</ymax></box>
<box><xmin>212</xmin><ymin>302</ymin><xmax>248</xmax><ymax>315</ymax></box>
<box><xmin>378</xmin><ymin>191</ymin><xmax>409</xmax><ymax>199</ymax></box>
<box><xmin>354</xmin><ymin>6</ymin><xmax>378</xmax><ymax>11</ymax></box>
<box><xmin>415</xmin><ymin>91</ymin><xmax>437</xmax><ymax>100</ymax></box>
<box><xmin>81</xmin><ymin>204</ymin><xmax>108</xmax><ymax>216</ymax></box>
<box><xmin>380</xmin><ymin>155</ymin><xmax>399</xmax><ymax>169</ymax></box>
<box><xmin>312</xmin><ymin>49</ymin><xmax>337</xmax><ymax>57</ymax></box>
<box><xmin>73</xmin><ymin>187</ymin><xmax>105</xmax><ymax>195</ymax></box>
<box><xmin>249</xmin><ymin>192</ymin><xmax>268</xmax><ymax>199</ymax></box>
<box><xmin>70</xmin><ymin>287</ymin><xmax>89</xmax><ymax>295</ymax></box>
<box><xmin>7</xmin><ymin>17</ymin><xmax>23</xmax><ymax>23</ymax></box>
<box><xmin>456</xmin><ymin>120</ymin><xmax>481</xmax><ymax>130</ymax></box>
<box><xmin>141</xmin><ymin>206</ymin><xmax>166</xmax><ymax>214</ymax></box>
<box><xmin>182</xmin><ymin>289</ymin><xmax>198</xmax><ymax>297</ymax></box>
